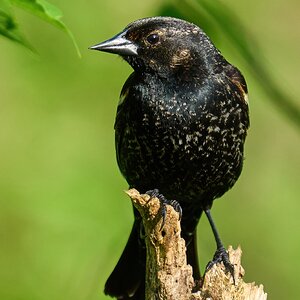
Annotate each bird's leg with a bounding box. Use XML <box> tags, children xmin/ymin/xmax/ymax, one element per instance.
<box><xmin>146</xmin><ymin>189</ymin><xmax>182</xmax><ymax>229</ymax></box>
<box><xmin>204</xmin><ymin>209</ymin><xmax>235</xmax><ymax>282</ymax></box>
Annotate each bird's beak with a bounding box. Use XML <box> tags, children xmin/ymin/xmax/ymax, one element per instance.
<box><xmin>89</xmin><ymin>30</ymin><xmax>138</xmax><ymax>56</ymax></box>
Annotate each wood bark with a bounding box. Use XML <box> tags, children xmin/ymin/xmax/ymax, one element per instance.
<box><xmin>126</xmin><ymin>188</ymin><xmax>267</xmax><ymax>300</ymax></box>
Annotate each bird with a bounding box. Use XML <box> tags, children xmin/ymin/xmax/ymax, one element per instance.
<box><xmin>90</xmin><ymin>16</ymin><xmax>249</xmax><ymax>299</ymax></box>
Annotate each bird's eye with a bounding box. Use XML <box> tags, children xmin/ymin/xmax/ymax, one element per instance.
<box><xmin>146</xmin><ymin>33</ymin><xmax>160</xmax><ymax>45</ymax></box>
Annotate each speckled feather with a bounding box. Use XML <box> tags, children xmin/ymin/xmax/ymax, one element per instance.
<box><xmin>115</xmin><ymin>50</ymin><xmax>249</xmax><ymax>236</ymax></box>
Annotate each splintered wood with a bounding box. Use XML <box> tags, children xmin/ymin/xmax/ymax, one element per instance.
<box><xmin>126</xmin><ymin>189</ymin><xmax>267</xmax><ymax>300</ymax></box>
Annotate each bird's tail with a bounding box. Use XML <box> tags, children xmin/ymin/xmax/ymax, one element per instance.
<box><xmin>186</xmin><ymin>229</ymin><xmax>201</xmax><ymax>282</ymax></box>
<box><xmin>182</xmin><ymin>206</ymin><xmax>203</xmax><ymax>282</ymax></box>
<box><xmin>104</xmin><ymin>220</ymin><xmax>145</xmax><ymax>299</ymax></box>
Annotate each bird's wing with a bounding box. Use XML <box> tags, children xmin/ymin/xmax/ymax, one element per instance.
<box><xmin>114</xmin><ymin>73</ymin><xmax>135</xmax><ymax>175</ymax></box>
<box><xmin>224</xmin><ymin>64</ymin><xmax>249</xmax><ymax>105</ymax></box>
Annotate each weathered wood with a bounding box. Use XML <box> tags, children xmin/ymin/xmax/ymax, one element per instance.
<box><xmin>126</xmin><ymin>188</ymin><xmax>267</xmax><ymax>300</ymax></box>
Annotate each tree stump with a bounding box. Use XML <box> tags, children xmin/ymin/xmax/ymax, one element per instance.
<box><xmin>126</xmin><ymin>188</ymin><xmax>267</xmax><ymax>300</ymax></box>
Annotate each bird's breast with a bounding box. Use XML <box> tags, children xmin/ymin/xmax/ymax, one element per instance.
<box><xmin>115</xmin><ymin>73</ymin><xmax>248</xmax><ymax>200</ymax></box>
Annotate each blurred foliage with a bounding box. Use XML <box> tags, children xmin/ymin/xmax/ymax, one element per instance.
<box><xmin>0</xmin><ymin>0</ymin><xmax>30</xmax><ymax>47</ymax></box>
<box><xmin>0</xmin><ymin>0</ymin><xmax>299</xmax><ymax>300</ymax></box>
<box><xmin>0</xmin><ymin>0</ymin><xmax>80</xmax><ymax>55</ymax></box>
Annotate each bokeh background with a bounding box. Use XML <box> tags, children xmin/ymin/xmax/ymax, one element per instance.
<box><xmin>0</xmin><ymin>0</ymin><xmax>299</xmax><ymax>299</ymax></box>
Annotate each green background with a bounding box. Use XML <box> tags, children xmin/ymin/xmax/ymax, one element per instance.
<box><xmin>0</xmin><ymin>0</ymin><xmax>299</xmax><ymax>299</ymax></box>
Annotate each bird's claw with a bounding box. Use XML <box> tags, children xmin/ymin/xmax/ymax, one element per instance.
<box><xmin>167</xmin><ymin>199</ymin><xmax>182</xmax><ymax>220</ymax></box>
<box><xmin>145</xmin><ymin>189</ymin><xmax>182</xmax><ymax>229</ymax></box>
<box><xmin>205</xmin><ymin>246</ymin><xmax>235</xmax><ymax>284</ymax></box>
<box><xmin>145</xmin><ymin>189</ymin><xmax>160</xmax><ymax>199</ymax></box>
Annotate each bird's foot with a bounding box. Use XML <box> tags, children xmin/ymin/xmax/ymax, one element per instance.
<box><xmin>145</xmin><ymin>188</ymin><xmax>160</xmax><ymax>199</ymax></box>
<box><xmin>146</xmin><ymin>189</ymin><xmax>182</xmax><ymax>229</ymax></box>
<box><xmin>205</xmin><ymin>246</ymin><xmax>235</xmax><ymax>284</ymax></box>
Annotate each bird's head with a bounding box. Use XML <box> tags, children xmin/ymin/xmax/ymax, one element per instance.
<box><xmin>90</xmin><ymin>17</ymin><xmax>222</xmax><ymax>78</ymax></box>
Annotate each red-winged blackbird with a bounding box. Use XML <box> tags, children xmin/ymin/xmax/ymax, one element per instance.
<box><xmin>90</xmin><ymin>17</ymin><xmax>249</xmax><ymax>299</ymax></box>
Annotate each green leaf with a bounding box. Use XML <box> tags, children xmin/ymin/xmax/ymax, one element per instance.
<box><xmin>11</xmin><ymin>0</ymin><xmax>81</xmax><ymax>56</ymax></box>
<box><xmin>0</xmin><ymin>0</ymin><xmax>32</xmax><ymax>49</ymax></box>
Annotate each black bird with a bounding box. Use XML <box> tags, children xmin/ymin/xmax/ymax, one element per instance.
<box><xmin>90</xmin><ymin>16</ymin><xmax>249</xmax><ymax>299</ymax></box>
